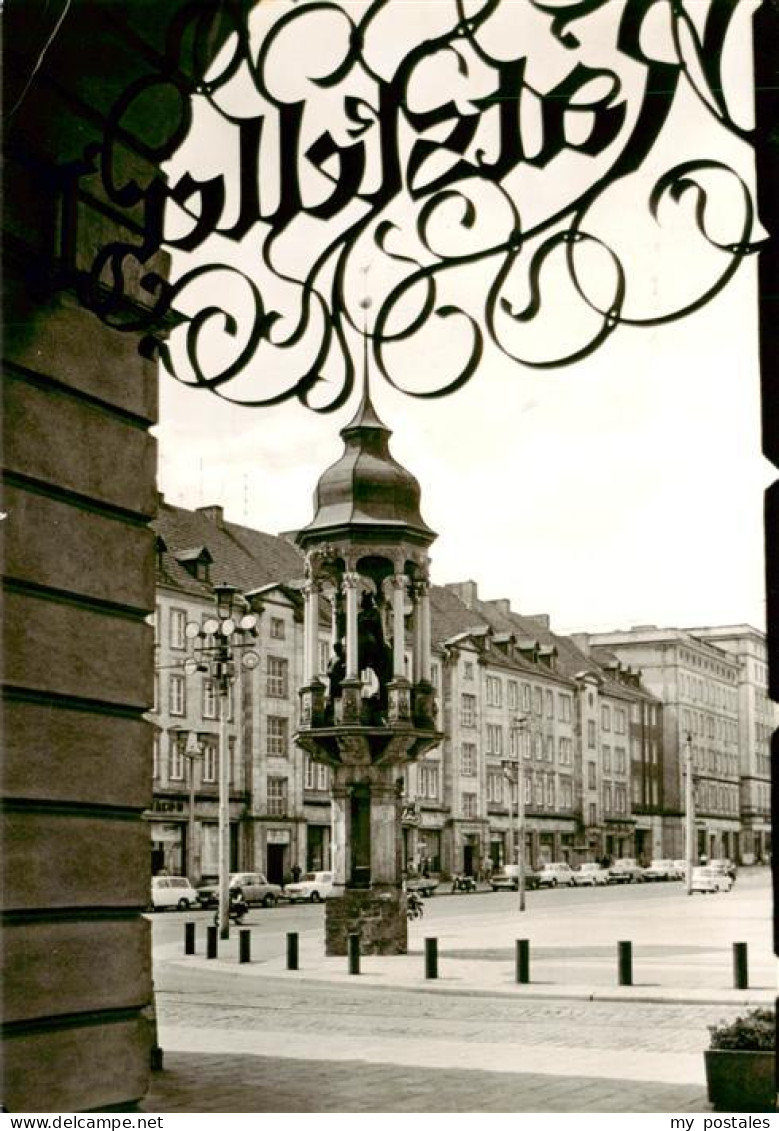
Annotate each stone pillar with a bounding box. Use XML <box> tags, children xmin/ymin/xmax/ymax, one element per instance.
<box><xmin>371</xmin><ymin>777</ymin><xmax>402</xmax><ymax>885</ymax></box>
<box><xmin>418</xmin><ymin>581</ymin><xmax>432</xmax><ymax>683</ymax></box>
<box><xmin>303</xmin><ymin>580</ymin><xmax>320</xmax><ymax>683</ymax></box>
<box><xmin>343</xmin><ymin>572</ymin><xmax>360</xmax><ymax>679</ymax></box>
<box><xmin>331</xmin><ymin>782</ymin><xmax>349</xmax><ymax>888</ymax></box>
<box><xmin>390</xmin><ymin>574</ymin><xmax>406</xmax><ymax>679</ymax></box>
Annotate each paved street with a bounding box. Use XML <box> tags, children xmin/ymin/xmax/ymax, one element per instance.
<box><xmin>142</xmin><ymin>869</ymin><xmax>775</xmax><ymax>1113</ymax></box>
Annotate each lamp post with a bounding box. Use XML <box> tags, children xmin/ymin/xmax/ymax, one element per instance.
<box><xmin>185</xmin><ymin>584</ymin><xmax>259</xmax><ymax>938</ymax></box>
<box><xmin>684</xmin><ymin>732</ymin><xmax>695</xmax><ymax>896</ymax></box>
<box><xmin>183</xmin><ymin>731</ymin><xmax>203</xmax><ymax>882</ymax></box>
<box><xmin>503</xmin><ymin>715</ymin><xmax>528</xmax><ymax>912</ymax></box>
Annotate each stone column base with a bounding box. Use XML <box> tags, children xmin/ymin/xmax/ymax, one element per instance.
<box><xmin>325</xmin><ymin>886</ymin><xmax>408</xmax><ymax>956</ymax></box>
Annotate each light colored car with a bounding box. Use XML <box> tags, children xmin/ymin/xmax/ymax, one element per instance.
<box><xmin>284</xmin><ymin>870</ymin><xmax>336</xmax><ymax>903</ymax></box>
<box><xmin>490</xmin><ymin>864</ymin><xmax>541</xmax><ymax>892</ymax></box>
<box><xmin>608</xmin><ymin>858</ymin><xmax>645</xmax><ymax>884</ymax></box>
<box><xmin>642</xmin><ymin>859</ymin><xmax>679</xmax><ymax>882</ymax></box>
<box><xmin>150</xmin><ymin>875</ymin><xmax>198</xmax><ymax>911</ymax></box>
<box><xmin>690</xmin><ymin>866</ymin><xmax>733</xmax><ymax>894</ymax></box>
<box><xmin>709</xmin><ymin>858</ymin><xmax>737</xmax><ymax>881</ymax></box>
<box><xmin>672</xmin><ymin>859</ymin><xmax>689</xmax><ymax>878</ymax></box>
<box><xmin>536</xmin><ymin>862</ymin><xmax>575</xmax><ymax>888</ymax></box>
<box><xmin>197</xmin><ymin>872</ymin><xmax>282</xmax><ymax>908</ymax></box>
<box><xmin>572</xmin><ymin>862</ymin><xmax>609</xmax><ymax>886</ymax></box>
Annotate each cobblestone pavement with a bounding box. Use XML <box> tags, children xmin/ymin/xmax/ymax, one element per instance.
<box><xmin>141</xmin><ymin>1052</ymin><xmax>711</xmax><ymax>1114</ymax></box>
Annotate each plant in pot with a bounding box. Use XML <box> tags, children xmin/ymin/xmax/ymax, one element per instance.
<box><xmin>705</xmin><ymin>1007</ymin><xmax>776</xmax><ymax>1112</ymax></box>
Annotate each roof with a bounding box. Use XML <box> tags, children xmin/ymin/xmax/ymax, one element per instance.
<box><xmin>153</xmin><ymin>498</ymin><xmax>305</xmax><ymax>595</ymax></box>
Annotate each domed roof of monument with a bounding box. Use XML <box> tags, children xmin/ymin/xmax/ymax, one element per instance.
<box><xmin>297</xmin><ymin>376</ymin><xmax>435</xmax><ymax>546</ymax></box>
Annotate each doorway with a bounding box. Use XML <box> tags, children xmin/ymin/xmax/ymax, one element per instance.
<box><xmin>266</xmin><ymin>843</ymin><xmax>286</xmax><ymax>885</ymax></box>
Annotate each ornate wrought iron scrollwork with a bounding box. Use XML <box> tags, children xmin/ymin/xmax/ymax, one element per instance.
<box><xmin>59</xmin><ymin>0</ymin><xmax>764</xmax><ymax>410</ymax></box>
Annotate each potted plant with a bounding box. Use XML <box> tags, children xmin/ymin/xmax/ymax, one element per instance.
<box><xmin>705</xmin><ymin>1007</ymin><xmax>776</xmax><ymax>1112</ymax></box>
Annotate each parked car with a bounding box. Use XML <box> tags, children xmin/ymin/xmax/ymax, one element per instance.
<box><xmin>284</xmin><ymin>870</ymin><xmax>336</xmax><ymax>903</ymax></box>
<box><xmin>608</xmin><ymin>858</ymin><xmax>645</xmax><ymax>884</ymax></box>
<box><xmin>672</xmin><ymin>859</ymin><xmax>689</xmax><ymax>879</ymax></box>
<box><xmin>709</xmin><ymin>858</ymin><xmax>737</xmax><ymax>881</ymax></box>
<box><xmin>150</xmin><ymin>875</ymin><xmax>199</xmax><ymax>911</ymax></box>
<box><xmin>571</xmin><ymin>862</ymin><xmax>609</xmax><ymax>886</ymax></box>
<box><xmin>536</xmin><ymin>862</ymin><xmax>575</xmax><ymax>888</ymax></box>
<box><xmin>490</xmin><ymin>865</ymin><xmax>541</xmax><ymax>892</ymax></box>
<box><xmin>196</xmin><ymin>872</ymin><xmax>282</xmax><ymax>908</ymax></box>
<box><xmin>690</xmin><ymin>865</ymin><xmax>733</xmax><ymax>894</ymax></box>
<box><xmin>405</xmin><ymin>874</ymin><xmax>440</xmax><ymax>897</ymax></box>
<box><xmin>642</xmin><ymin>859</ymin><xmax>679</xmax><ymax>882</ymax></box>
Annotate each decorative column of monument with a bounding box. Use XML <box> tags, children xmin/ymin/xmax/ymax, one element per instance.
<box><xmin>293</xmin><ymin>370</ymin><xmax>442</xmax><ymax>955</ymax></box>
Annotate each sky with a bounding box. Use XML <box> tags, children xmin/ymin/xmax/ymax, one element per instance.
<box><xmin>155</xmin><ymin>0</ymin><xmax>771</xmax><ymax>636</ymax></box>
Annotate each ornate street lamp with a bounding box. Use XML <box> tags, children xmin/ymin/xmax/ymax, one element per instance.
<box><xmin>185</xmin><ymin>584</ymin><xmax>260</xmax><ymax>938</ymax></box>
<box><xmin>503</xmin><ymin>715</ymin><xmax>529</xmax><ymax>912</ymax></box>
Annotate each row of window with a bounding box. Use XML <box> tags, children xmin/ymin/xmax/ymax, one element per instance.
<box><xmin>462</xmin><ymin>732</ymin><xmax>575</xmax><ymax>772</ymax></box>
<box><xmin>157</xmin><ymin>606</ymin><xmax>288</xmax><ymax>649</ymax></box>
<box><xmin>464</xmin><ymin>772</ymin><xmax>574</xmax><ymax>816</ymax></box>
<box><xmin>153</xmin><ymin>658</ymin><xmax>290</xmax><ymax>717</ymax></box>
<box><xmin>697</xmin><ymin>781</ymin><xmax>739</xmax><ymax>816</ymax></box>
<box><xmin>679</xmin><ymin>671</ymin><xmax>737</xmax><ymax>711</ymax></box>
<box><xmin>482</xmin><ymin>676</ymin><xmax>574</xmax><ymax>722</ymax></box>
<box><xmin>691</xmin><ymin>746</ymin><xmax>739</xmax><ymax>778</ymax></box>
<box><xmin>153</xmin><ymin>732</ymin><xmax>236</xmax><ymax>783</ymax></box>
<box><xmin>679</xmin><ymin>649</ymin><xmax>737</xmax><ymax>682</ymax></box>
<box><xmin>601</xmin><ymin>745</ymin><xmax>627</xmax><ymax>774</ymax></box>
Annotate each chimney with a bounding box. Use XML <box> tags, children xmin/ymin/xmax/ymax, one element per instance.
<box><xmin>488</xmin><ymin>598</ymin><xmax>512</xmax><ymax>615</ymax></box>
<box><xmin>198</xmin><ymin>504</ymin><xmax>224</xmax><ymax>528</ymax></box>
<box><xmin>570</xmin><ymin>632</ymin><xmax>591</xmax><ymax>655</ymax></box>
<box><xmin>446</xmin><ymin>580</ymin><xmax>478</xmax><ymax>609</ymax></box>
<box><xmin>525</xmin><ymin>613</ymin><xmax>550</xmax><ymax>629</ymax></box>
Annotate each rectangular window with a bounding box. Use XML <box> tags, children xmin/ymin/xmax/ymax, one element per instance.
<box><xmin>317</xmin><ymin>762</ymin><xmax>329</xmax><ymax>790</ymax></box>
<box><xmin>615</xmin><ymin>747</ymin><xmax>626</xmax><ymax>774</ymax></box>
<box><xmin>270</xmin><ymin>617</ymin><xmax>285</xmax><ymax>639</ymax></box>
<box><xmin>587</xmin><ymin>761</ymin><xmax>596</xmax><ymax>790</ymax></box>
<box><xmin>601</xmin><ymin>704</ymin><xmax>611</xmax><ymax>731</ymax></box>
<box><xmin>508</xmin><ymin>681</ymin><xmax>518</xmax><ymax>709</ymax></box>
<box><xmin>305</xmin><ymin>756</ymin><xmax>316</xmax><ymax>790</ymax></box>
<box><xmin>152</xmin><ymin>732</ymin><xmax>160</xmax><ymax>780</ymax></box>
<box><xmin>267</xmin><ymin>776</ymin><xmax>288</xmax><ymax>817</ymax></box>
<box><xmin>560</xmin><ymin>778</ymin><xmax>573</xmax><ymax>809</ymax></box>
<box><xmin>267</xmin><ymin>656</ymin><xmax>288</xmax><ymax>698</ymax></box>
<box><xmin>463</xmin><ymin>661</ymin><xmax>474</xmax><ymax>681</ymax></box>
<box><xmin>203</xmin><ymin>738</ymin><xmax>217</xmax><ymax>783</ymax></box>
<box><xmin>603</xmin><ymin>745</ymin><xmax>611</xmax><ymax>772</ymax></box>
<box><xmin>533</xmin><ymin>687</ymin><xmax>543</xmax><ymax>715</ymax></box>
<box><xmin>545</xmin><ymin>690</ymin><xmax>554</xmax><ymax>718</ymax></box>
<box><xmin>587</xmin><ymin>719</ymin><xmax>596</xmax><ymax>748</ymax></box>
<box><xmin>546</xmin><ymin>773</ymin><xmax>555</xmax><ymax>809</ymax></box>
<box><xmin>170</xmin><ymin>608</ymin><xmax>187</xmax><ymax>650</ymax></box>
<box><xmin>169</xmin><ymin>733</ymin><xmax>184</xmax><ymax>780</ymax></box>
<box><xmin>169</xmin><ymin>674</ymin><xmax>186</xmax><ymax>716</ymax></box>
<box><xmin>461</xmin><ymin>792</ymin><xmax>477</xmax><ymax>819</ymax></box>
<box><xmin>487</xmin><ymin>772</ymin><xmax>503</xmax><ymax>804</ymax></box>
<box><xmin>461</xmin><ymin>694</ymin><xmax>476</xmax><ymax>727</ymax></box>
<box><xmin>558</xmin><ymin>694</ymin><xmax>572</xmax><ymax>722</ymax></box>
<box><xmin>461</xmin><ymin>742</ymin><xmax>477</xmax><ymax>776</ymax></box>
<box><xmin>615</xmin><ymin>708</ymin><xmax>626</xmax><ymax>735</ymax></box>
<box><xmin>419</xmin><ymin>764</ymin><xmax>439</xmax><ymax>800</ymax></box>
<box><xmin>522</xmin><ymin>684</ymin><xmax>531</xmax><ymax>711</ymax></box>
<box><xmin>267</xmin><ymin>716</ymin><xmax>288</xmax><ymax>758</ymax></box>
<box><xmin>604</xmin><ymin>783</ymin><xmax>612</xmax><ymax>813</ymax></box>
<box><xmin>588</xmin><ymin>802</ymin><xmax>597</xmax><ymax>826</ymax></box>
<box><xmin>202</xmin><ymin>679</ymin><xmax>218</xmax><ymax>720</ymax></box>
<box><xmin>559</xmin><ymin>737</ymin><xmax>572</xmax><ymax>766</ymax></box>
<box><xmin>534</xmin><ymin>773</ymin><xmax>543</xmax><ymax>806</ymax></box>
<box><xmin>486</xmin><ymin>724</ymin><xmax>503</xmax><ymax>757</ymax></box>
<box><xmin>486</xmin><ymin>676</ymin><xmax>502</xmax><ymax>707</ymax></box>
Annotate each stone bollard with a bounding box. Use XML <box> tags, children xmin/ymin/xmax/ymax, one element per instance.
<box><xmin>733</xmin><ymin>942</ymin><xmax>749</xmax><ymax>989</ymax></box>
<box><xmin>287</xmin><ymin>932</ymin><xmax>299</xmax><ymax>971</ymax></box>
<box><xmin>348</xmin><ymin>932</ymin><xmax>360</xmax><ymax>975</ymax></box>
<box><xmin>516</xmin><ymin>939</ymin><xmax>530</xmax><ymax>984</ymax></box>
<box><xmin>206</xmin><ymin>925</ymin><xmax>218</xmax><ymax>959</ymax></box>
<box><xmin>425</xmin><ymin>937</ymin><xmax>438</xmax><ymax>980</ymax></box>
<box><xmin>618</xmin><ymin>940</ymin><xmax>633</xmax><ymax>986</ymax></box>
<box><xmin>185</xmin><ymin>922</ymin><xmax>196</xmax><ymax>955</ymax></box>
<box><xmin>239</xmin><ymin>929</ymin><xmax>251</xmax><ymax>964</ymax></box>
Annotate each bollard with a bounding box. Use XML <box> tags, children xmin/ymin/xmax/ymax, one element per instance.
<box><xmin>618</xmin><ymin>940</ymin><xmax>633</xmax><ymax>986</ymax></box>
<box><xmin>287</xmin><ymin>932</ymin><xmax>299</xmax><ymax>971</ymax></box>
<box><xmin>239</xmin><ymin>928</ymin><xmax>251</xmax><ymax>964</ymax></box>
<box><xmin>425</xmin><ymin>937</ymin><xmax>438</xmax><ymax>980</ymax></box>
<box><xmin>516</xmin><ymin>939</ymin><xmax>530</xmax><ymax>985</ymax></box>
<box><xmin>206</xmin><ymin>925</ymin><xmax>218</xmax><ymax>959</ymax></box>
<box><xmin>185</xmin><ymin>922</ymin><xmax>196</xmax><ymax>955</ymax></box>
<box><xmin>733</xmin><ymin>942</ymin><xmax>749</xmax><ymax>989</ymax></box>
<box><xmin>348</xmin><ymin>933</ymin><xmax>361</xmax><ymax>975</ymax></box>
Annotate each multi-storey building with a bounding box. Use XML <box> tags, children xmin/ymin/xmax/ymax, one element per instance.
<box><xmin>683</xmin><ymin>625</ymin><xmax>774</xmax><ymax>863</ymax></box>
<box><xmin>149</xmin><ymin>501</ymin><xmax>766</xmax><ymax>881</ymax></box>
<box><xmin>577</xmin><ymin>627</ymin><xmax>743</xmax><ymax>860</ymax></box>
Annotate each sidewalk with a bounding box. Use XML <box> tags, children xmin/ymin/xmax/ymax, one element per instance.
<box><xmin>141</xmin><ymin>1052</ymin><xmax>712</xmax><ymax>1113</ymax></box>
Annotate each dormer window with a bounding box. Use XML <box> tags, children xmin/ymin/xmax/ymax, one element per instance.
<box><xmin>175</xmin><ymin>546</ymin><xmax>213</xmax><ymax>582</ymax></box>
